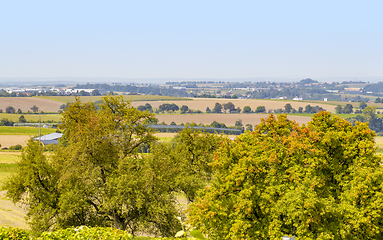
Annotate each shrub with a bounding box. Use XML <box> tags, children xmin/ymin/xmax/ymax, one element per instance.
<box><xmin>9</xmin><ymin>144</ymin><xmax>22</xmax><ymax>150</ymax></box>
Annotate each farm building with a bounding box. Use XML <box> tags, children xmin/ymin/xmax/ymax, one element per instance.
<box><xmin>34</xmin><ymin>133</ymin><xmax>63</xmax><ymax>145</ymax></box>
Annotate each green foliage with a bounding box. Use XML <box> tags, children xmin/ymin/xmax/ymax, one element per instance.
<box><xmin>0</xmin><ymin>227</ymin><xmax>30</xmax><ymax>239</ymax></box>
<box><xmin>254</xmin><ymin>106</ymin><xmax>266</xmax><ymax>113</ymax></box>
<box><xmin>38</xmin><ymin>226</ymin><xmax>133</xmax><ymax>239</ymax></box>
<box><xmin>168</xmin><ymin>126</ymin><xmax>224</xmax><ymax>202</ymax></box>
<box><xmin>6</xmin><ymin>106</ymin><xmax>16</xmax><ymax>114</ymax></box>
<box><xmin>19</xmin><ymin>115</ymin><xmax>27</xmax><ymax>123</ymax></box>
<box><xmin>359</xmin><ymin>101</ymin><xmax>368</xmax><ymax>109</ymax></box>
<box><xmin>212</xmin><ymin>103</ymin><xmax>222</xmax><ymax>113</ymax></box>
<box><xmin>8</xmin><ymin>144</ymin><xmax>22</xmax><ymax>150</ymax></box>
<box><xmin>284</xmin><ymin>103</ymin><xmax>292</xmax><ymax>113</ymax></box>
<box><xmin>242</xmin><ymin>106</ymin><xmax>251</xmax><ymax>113</ymax></box>
<box><xmin>31</xmin><ymin>105</ymin><xmax>39</xmax><ymax>113</ymax></box>
<box><xmin>0</xmin><ymin>118</ymin><xmax>14</xmax><ymax>126</ymax></box>
<box><xmin>188</xmin><ymin>112</ymin><xmax>383</xmax><ymax>239</ymax></box>
<box><xmin>223</xmin><ymin>102</ymin><xmax>235</xmax><ymax>113</ymax></box>
<box><xmin>180</xmin><ymin>105</ymin><xmax>189</xmax><ymax>114</ymax></box>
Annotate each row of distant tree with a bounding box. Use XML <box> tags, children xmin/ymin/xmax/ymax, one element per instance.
<box><xmin>0</xmin><ymin>105</ymin><xmax>39</xmax><ymax>114</ymax></box>
<box><xmin>137</xmin><ymin>102</ymin><xmax>326</xmax><ymax>115</ymax></box>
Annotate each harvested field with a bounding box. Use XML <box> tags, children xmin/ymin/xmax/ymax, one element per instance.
<box><xmin>156</xmin><ymin>113</ymin><xmax>312</xmax><ymax>127</ymax></box>
<box><xmin>38</xmin><ymin>95</ymin><xmax>190</xmax><ymax>103</ymax></box>
<box><xmin>0</xmin><ymin>191</ymin><xmax>28</xmax><ymax>229</ymax></box>
<box><xmin>0</xmin><ymin>135</ymin><xmax>30</xmax><ymax>148</ymax></box>
<box><xmin>132</xmin><ymin>98</ymin><xmax>336</xmax><ymax>113</ymax></box>
<box><xmin>0</xmin><ymin>97</ymin><xmax>62</xmax><ymax>112</ymax></box>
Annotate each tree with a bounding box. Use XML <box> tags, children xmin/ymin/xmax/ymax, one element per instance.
<box><xmin>223</xmin><ymin>102</ymin><xmax>236</xmax><ymax>113</ymax></box>
<box><xmin>4</xmin><ymin>96</ymin><xmax>181</xmax><ymax>236</ymax></box>
<box><xmin>180</xmin><ymin>105</ymin><xmax>189</xmax><ymax>114</ymax></box>
<box><xmin>205</xmin><ymin>107</ymin><xmax>211</xmax><ymax>113</ymax></box>
<box><xmin>343</xmin><ymin>103</ymin><xmax>353</xmax><ymax>114</ymax></box>
<box><xmin>335</xmin><ymin>105</ymin><xmax>343</xmax><ymax>114</ymax></box>
<box><xmin>19</xmin><ymin>115</ymin><xmax>26</xmax><ymax>123</ymax></box>
<box><xmin>234</xmin><ymin>119</ymin><xmax>243</xmax><ymax>128</ymax></box>
<box><xmin>17</xmin><ymin>108</ymin><xmax>22</xmax><ymax>114</ymax></box>
<box><xmin>254</xmin><ymin>106</ymin><xmax>266</xmax><ymax>113</ymax></box>
<box><xmin>284</xmin><ymin>103</ymin><xmax>292</xmax><ymax>113</ymax></box>
<box><xmin>359</xmin><ymin>101</ymin><xmax>368</xmax><ymax>110</ymax></box>
<box><xmin>91</xmin><ymin>89</ymin><xmax>101</xmax><ymax>96</ymax></box>
<box><xmin>6</xmin><ymin>106</ymin><xmax>15</xmax><ymax>114</ymax></box>
<box><xmin>375</xmin><ymin>97</ymin><xmax>381</xmax><ymax>103</ymax></box>
<box><xmin>31</xmin><ymin>105</ymin><xmax>39</xmax><ymax>113</ymax></box>
<box><xmin>243</xmin><ymin>106</ymin><xmax>251</xmax><ymax>113</ymax></box>
<box><xmin>144</xmin><ymin>103</ymin><xmax>153</xmax><ymax>111</ymax></box>
<box><xmin>188</xmin><ymin>112</ymin><xmax>383</xmax><ymax>239</ymax></box>
<box><xmin>245</xmin><ymin>123</ymin><xmax>253</xmax><ymax>131</ymax></box>
<box><xmin>298</xmin><ymin>107</ymin><xmax>303</xmax><ymax>113</ymax></box>
<box><xmin>304</xmin><ymin>104</ymin><xmax>312</xmax><ymax>113</ymax></box>
<box><xmin>170</xmin><ymin>126</ymin><xmax>224</xmax><ymax>202</ymax></box>
<box><xmin>212</xmin><ymin>103</ymin><xmax>222</xmax><ymax>113</ymax></box>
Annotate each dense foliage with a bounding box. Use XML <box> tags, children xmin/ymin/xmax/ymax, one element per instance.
<box><xmin>189</xmin><ymin>112</ymin><xmax>383</xmax><ymax>239</ymax></box>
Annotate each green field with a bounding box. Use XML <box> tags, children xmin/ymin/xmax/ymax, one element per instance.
<box><xmin>0</xmin><ymin>163</ymin><xmax>18</xmax><ymax>187</ymax></box>
<box><xmin>0</xmin><ymin>113</ymin><xmax>61</xmax><ymax>122</ymax></box>
<box><xmin>0</xmin><ymin>126</ymin><xmax>56</xmax><ymax>135</ymax></box>
<box><xmin>37</xmin><ymin>95</ymin><xmax>192</xmax><ymax>103</ymax></box>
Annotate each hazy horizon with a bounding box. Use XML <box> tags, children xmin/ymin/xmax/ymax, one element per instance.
<box><xmin>1</xmin><ymin>1</ymin><xmax>382</xmax><ymax>82</ymax></box>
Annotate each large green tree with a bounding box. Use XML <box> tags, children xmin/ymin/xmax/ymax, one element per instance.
<box><xmin>188</xmin><ymin>112</ymin><xmax>383</xmax><ymax>240</ymax></box>
<box><xmin>4</xmin><ymin>96</ymin><xmax>181</xmax><ymax>236</ymax></box>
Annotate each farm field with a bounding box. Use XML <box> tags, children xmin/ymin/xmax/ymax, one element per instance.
<box><xmin>37</xmin><ymin>95</ymin><xmax>191</xmax><ymax>103</ymax></box>
<box><xmin>0</xmin><ymin>151</ymin><xmax>28</xmax><ymax>230</ymax></box>
<box><xmin>0</xmin><ymin>113</ymin><xmax>61</xmax><ymax>122</ymax></box>
<box><xmin>0</xmin><ymin>97</ymin><xmax>62</xmax><ymax>112</ymax></box>
<box><xmin>0</xmin><ymin>127</ymin><xmax>56</xmax><ymax>148</ymax></box>
<box><xmin>157</xmin><ymin>113</ymin><xmax>313</xmax><ymax>127</ymax></box>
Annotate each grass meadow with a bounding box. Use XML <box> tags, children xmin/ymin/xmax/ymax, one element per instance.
<box><xmin>0</xmin><ymin>126</ymin><xmax>56</xmax><ymax>135</ymax></box>
<box><xmin>0</xmin><ymin>113</ymin><xmax>61</xmax><ymax>122</ymax></box>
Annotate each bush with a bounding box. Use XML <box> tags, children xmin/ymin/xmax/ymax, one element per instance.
<box><xmin>9</xmin><ymin>144</ymin><xmax>22</xmax><ymax>150</ymax></box>
<box><xmin>38</xmin><ymin>226</ymin><xmax>133</xmax><ymax>240</ymax></box>
<box><xmin>0</xmin><ymin>227</ymin><xmax>30</xmax><ymax>239</ymax></box>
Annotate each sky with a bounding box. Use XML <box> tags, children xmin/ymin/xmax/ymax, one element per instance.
<box><xmin>0</xmin><ymin>0</ymin><xmax>382</xmax><ymax>82</ymax></box>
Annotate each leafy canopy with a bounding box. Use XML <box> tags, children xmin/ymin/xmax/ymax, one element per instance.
<box><xmin>188</xmin><ymin>112</ymin><xmax>383</xmax><ymax>240</ymax></box>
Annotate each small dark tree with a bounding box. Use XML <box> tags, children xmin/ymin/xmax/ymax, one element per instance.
<box><xmin>6</xmin><ymin>106</ymin><xmax>16</xmax><ymax>114</ymax></box>
<box><xmin>31</xmin><ymin>105</ymin><xmax>39</xmax><ymax>113</ymax></box>
<box><xmin>284</xmin><ymin>103</ymin><xmax>292</xmax><ymax>113</ymax></box>
<box><xmin>212</xmin><ymin>103</ymin><xmax>222</xmax><ymax>113</ymax></box>
<box><xmin>17</xmin><ymin>109</ymin><xmax>22</xmax><ymax>114</ymax></box>
<box><xmin>180</xmin><ymin>105</ymin><xmax>189</xmax><ymax>114</ymax></box>
<box><xmin>223</xmin><ymin>102</ymin><xmax>236</xmax><ymax>113</ymax></box>
<box><xmin>243</xmin><ymin>106</ymin><xmax>251</xmax><ymax>113</ymax></box>
<box><xmin>19</xmin><ymin>115</ymin><xmax>27</xmax><ymax>123</ymax></box>
<box><xmin>359</xmin><ymin>102</ymin><xmax>368</xmax><ymax>110</ymax></box>
<box><xmin>91</xmin><ymin>89</ymin><xmax>101</xmax><ymax>96</ymax></box>
<box><xmin>255</xmin><ymin>106</ymin><xmax>266</xmax><ymax>113</ymax></box>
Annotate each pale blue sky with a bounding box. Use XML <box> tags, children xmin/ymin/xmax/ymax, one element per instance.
<box><xmin>1</xmin><ymin>0</ymin><xmax>382</xmax><ymax>81</ymax></box>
